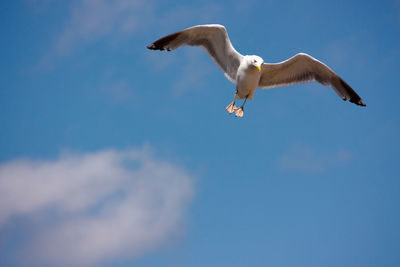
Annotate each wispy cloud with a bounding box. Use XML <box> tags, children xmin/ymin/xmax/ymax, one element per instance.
<box><xmin>277</xmin><ymin>143</ymin><xmax>352</xmax><ymax>173</ymax></box>
<box><xmin>45</xmin><ymin>0</ymin><xmax>221</xmax><ymax>57</ymax></box>
<box><xmin>55</xmin><ymin>0</ymin><xmax>153</xmax><ymax>53</ymax></box>
<box><xmin>37</xmin><ymin>0</ymin><xmax>154</xmax><ymax>68</ymax></box>
<box><xmin>0</xmin><ymin>147</ymin><xmax>194</xmax><ymax>266</ymax></box>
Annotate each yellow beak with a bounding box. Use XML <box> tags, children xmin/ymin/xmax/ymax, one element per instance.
<box><xmin>257</xmin><ymin>65</ymin><xmax>261</xmax><ymax>72</ymax></box>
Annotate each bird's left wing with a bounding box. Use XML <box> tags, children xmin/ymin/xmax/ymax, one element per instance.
<box><xmin>147</xmin><ymin>24</ymin><xmax>243</xmax><ymax>83</ymax></box>
<box><xmin>258</xmin><ymin>53</ymin><xmax>366</xmax><ymax>106</ymax></box>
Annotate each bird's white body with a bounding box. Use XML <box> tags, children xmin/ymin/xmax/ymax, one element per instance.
<box><xmin>147</xmin><ymin>24</ymin><xmax>365</xmax><ymax>117</ymax></box>
<box><xmin>236</xmin><ymin>56</ymin><xmax>263</xmax><ymax>100</ymax></box>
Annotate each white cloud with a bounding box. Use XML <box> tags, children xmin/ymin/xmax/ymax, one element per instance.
<box><xmin>55</xmin><ymin>0</ymin><xmax>154</xmax><ymax>53</ymax></box>
<box><xmin>47</xmin><ymin>1</ymin><xmax>223</xmax><ymax>56</ymax></box>
<box><xmin>0</xmin><ymin>147</ymin><xmax>194</xmax><ymax>266</ymax></box>
<box><xmin>277</xmin><ymin>143</ymin><xmax>352</xmax><ymax>173</ymax></box>
<box><xmin>36</xmin><ymin>0</ymin><xmax>155</xmax><ymax>69</ymax></box>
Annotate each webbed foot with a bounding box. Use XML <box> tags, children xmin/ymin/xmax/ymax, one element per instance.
<box><xmin>235</xmin><ymin>106</ymin><xmax>244</xmax><ymax>117</ymax></box>
<box><xmin>225</xmin><ymin>102</ymin><xmax>237</xmax><ymax>114</ymax></box>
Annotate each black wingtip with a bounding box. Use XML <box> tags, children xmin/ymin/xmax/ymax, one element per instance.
<box><xmin>350</xmin><ymin>98</ymin><xmax>367</xmax><ymax>107</ymax></box>
<box><xmin>339</xmin><ymin>78</ymin><xmax>366</xmax><ymax>107</ymax></box>
<box><xmin>146</xmin><ymin>43</ymin><xmax>166</xmax><ymax>51</ymax></box>
<box><xmin>146</xmin><ymin>43</ymin><xmax>157</xmax><ymax>50</ymax></box>
<box><xmin>146</xmin><ymin>32</ymin><xmax>180</xmax><ymax>51</ymax></box>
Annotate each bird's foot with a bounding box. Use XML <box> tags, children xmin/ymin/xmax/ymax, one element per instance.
<box><xmin>235</xmin><ymin>106</ymin><xmax>244</xmax><ymax>117</ymax></box>
<box><xmin>225</xmin><ymin>102</ymin><xmax>237</xmax><ymax>114</ymax></box>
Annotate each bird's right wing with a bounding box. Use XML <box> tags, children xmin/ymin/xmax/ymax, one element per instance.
<box><xmin>258</xmin><ymin>53</ymin><xmax>366</xmax><ymax>106</ymax></box>
<box><xmin>147</xmin><ymin>24</ymin><xmax>243</xmax><ymax>83</ymax></box>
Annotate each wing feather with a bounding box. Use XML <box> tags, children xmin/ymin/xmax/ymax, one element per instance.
<box><xmin>259</xmin><ymin>53</ymin><xmax>366</xmax><ymax>106</ymax></box>
<box><xmin>147</xmin><ymin>24</ymin><xmax>243</xmax><ymax>83</ymax></box>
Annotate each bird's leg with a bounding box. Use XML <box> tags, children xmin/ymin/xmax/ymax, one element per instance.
<box><xmin>234</xmin><ymin>95</ymin><xmax>249</xmax><ymax>118</ymax></box>
<box><xmin>225</xmin><ymin>92</ymin><xmax>238</xmax><ymax>114</ymax></box>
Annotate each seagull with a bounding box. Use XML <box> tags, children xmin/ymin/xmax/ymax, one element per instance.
<box><xmin>147</xmin><ymin>24</ymin><xmax>366</xmax><ymax>117</ymax></box>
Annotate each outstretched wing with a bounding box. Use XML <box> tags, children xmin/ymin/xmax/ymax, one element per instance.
<box><xmin>147</xmin><ymin>24</ymin><xmax>243</xmax><ymax>83</ymax></box>
<box><xmin>258</xmin><ymin>53</ymin><xmax>366</xmax><ymax>106</ymax></box>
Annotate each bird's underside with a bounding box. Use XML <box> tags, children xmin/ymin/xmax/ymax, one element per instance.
<box><xmin>147</xmin><ymin>24</ymin><xmax>366</xmax><ymax>117</ymax></box>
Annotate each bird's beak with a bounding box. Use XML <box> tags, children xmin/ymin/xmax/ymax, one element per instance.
<box><xmin>257</xmin><ymin>65</ymin><xmax>261</xmax><ymax>72</ymax></box>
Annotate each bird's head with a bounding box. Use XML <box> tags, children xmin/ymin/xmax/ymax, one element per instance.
<box><xmin>248</xmin><ymin>55</ymin><xmax>264</xmax><ymax>72</ymax></box>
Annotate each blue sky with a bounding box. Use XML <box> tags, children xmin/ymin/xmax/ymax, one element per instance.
<box><xmin>1</xmin><ymin>0</ymin><xmax>399</xmax><ymax>266</ymax></box>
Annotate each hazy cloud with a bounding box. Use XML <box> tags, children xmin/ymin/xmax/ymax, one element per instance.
<box><xmin>55</xmin><ymin>0</ymin><xmax>154</xmax><ymax>53</ymax></box>
<box><xmin>277</xmin><ymin>143</ymin><xmax>352</xmax><ymax>173</ymax></box>
<box><xmin>36</xmin><ymin>0</ymin><xmax>155</xmax><ymax>69</ymax></box>
<box><xmin>50</xmin><ymin>0</ymin><xmax>221</xmax><ymax>55</ymax></box>
<box><xmin>0</xmin><ymin>147</ymin><xmax>194</xmax><ymax>266</ymax></box>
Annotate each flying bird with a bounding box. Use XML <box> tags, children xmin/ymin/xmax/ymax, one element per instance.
<box><xmin>147</xmin><ymin>24</ymin><xmax>366</xmax><ymax>117</ymax></box>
